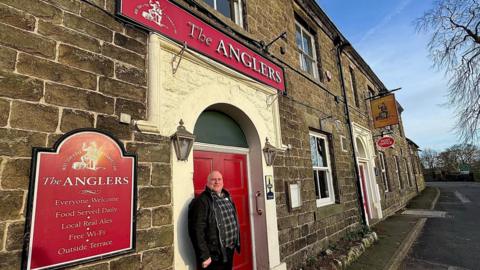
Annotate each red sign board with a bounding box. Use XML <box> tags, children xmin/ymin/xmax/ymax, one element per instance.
<box><xmin>377</xmin><ymin>136</ymin><xmax>395</xmax><ymax>148</ymax></box>
<box><xmin>117</xmin><ymin>0</ymin><xmax>286</xmax><ymax>92</ymax></box>
<box><xmin>23</xmin><ymin>129</ymin><xmax>137</xmax><ymax>270</ymax></box>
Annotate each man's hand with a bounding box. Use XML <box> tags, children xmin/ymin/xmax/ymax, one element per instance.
<box><xmin>201</xmin><ymin>257</ymin><xmax>212</xmax><ymax>268</ymax></box>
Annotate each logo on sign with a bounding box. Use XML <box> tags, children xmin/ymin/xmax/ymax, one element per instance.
<box><xmin>72</xmin><ymin>142</ymin><xmax>103</xmax><ymax>171</ymax></box>
<box><xmin>134</xmin><ymin>0</ymin><xmax>176</xmax><ymax>33</ymax></box>
<box><xmin>377</xmin><ymin>136</ymin><xmax>395</xmax><ymax>148</ymax></box>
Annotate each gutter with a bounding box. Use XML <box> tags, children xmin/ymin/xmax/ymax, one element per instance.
<box><xmin>334</xmin><ymin>37</ymin><xmax>368</xmax><ymax>226</ymax></box>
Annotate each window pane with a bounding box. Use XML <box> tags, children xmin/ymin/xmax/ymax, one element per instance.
<box><xmin>316</xmin><ymin>137</ymin><xmax>326</xmax><ymax>167</ymax></box>
<box><xmin>304</xmin><ymin>55</ymin><xmax>314</xmax><ymax>75</ymax></box>
<box><xmin>295</xmin><ymin>26</ymin><xmax>303</xmax><ymax>50</ymax></box>
<box><xmin>217</xmin><ymin>0</ymin><xmax>232</xmax><ymax>19</ymax></box>
<box><xmin>310</xmin><ymin>136</ymin><xmax>319</xmax><ymax>166</ymax></box>
<box><xmin>318</xmin><ymin>170</ymin><xmax>329</xmax><ymax>198</ymax></box>
<box><xmin>314</xmin><ymin>170</ymin><xmax>329</xmax><ymax>199</ymax></box>
<box><xmin>299</xmin><ymin>53</ymin><xmax>306</xmax><ymax>71</ymax></box>
<box><xmin>302</xmin><ymin>33</ymin><xmax>313</xmax><ymax>57</ymax></box>
<box><xmin>310</xmin><ymin>136</ymin><xmax>326</xmax><ymax>167</ymax></box>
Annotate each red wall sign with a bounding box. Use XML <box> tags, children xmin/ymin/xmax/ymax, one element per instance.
<box><xmin>23</xmin><ymin>129</ymin><xmax>137</xmax><ymax>270</ymax></box>
<box><xmin>117</xmin><ymin>0</ymin><xmax>286</xmax><ymax>92</ymax></box>
<box><xmin>377</xmin><ymin>136</ymin><xmax>395</xmax><ymax>148</ymax></box>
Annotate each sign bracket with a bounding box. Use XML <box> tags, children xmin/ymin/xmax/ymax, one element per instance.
<box><xmin>364</xmin><ymin>87</ymin><xmax>402</xmax><ymax>101</ymax></box>
<box><xmin>171</xmin><ymin>42</ymin><xmax>187</xmax><ymax>74</ymax></box>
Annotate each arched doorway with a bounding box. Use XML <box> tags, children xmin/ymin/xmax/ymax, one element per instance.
<box><xmin>192</xmin><ymin>110</ymin><xmax>255</xmax><ymax>270</ymax></box>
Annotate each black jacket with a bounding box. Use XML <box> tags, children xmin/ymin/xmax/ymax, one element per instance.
<box><xmin>188</xmin><ymin>188</ymin><xmax>240</xmax><ymax>263</ymax></box>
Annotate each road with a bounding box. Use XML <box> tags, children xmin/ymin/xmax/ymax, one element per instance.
<box><xmin>401</xmin><ymin>182</ymin><xmax>480</xmax><ymax>270</ymax></box>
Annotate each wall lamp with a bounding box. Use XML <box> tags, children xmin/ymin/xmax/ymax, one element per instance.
<box><xmin>171</xmin><ymin>119</ymin><xmax>196</xmax><ymax>161</ymax></box>
<box><xmin>261</xmin><ymin>31</ymin><xmax>287</xmax><ymax>54</ymax></box>
<box><xmin>263</xmin><ymin>138</ymin><xmax>278</xmax><ymax>166</ymax></box>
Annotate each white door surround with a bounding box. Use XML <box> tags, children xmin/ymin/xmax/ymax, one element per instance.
<box><xmin>145</xmin><ymin>34</ymin><xmax>286</xmax><ymax>270</ymax></box>
<box><xmin>352</xmin><ymin>123</ymin><xmax>383</xmax><ymax>222</ymax></box>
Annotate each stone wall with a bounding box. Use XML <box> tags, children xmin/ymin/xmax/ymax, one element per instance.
<box><xmin>339</xmin><ymin>51</ymin><xmax>419</xmax><ymax>217</ymax></box>
<box><xmin>246</xmin><ymin>1</ymin><xmax>364</xmax><ymax>268</ymax></box>
<box><xmin>0</xmin><ymin>1</ymin><xmax>173</xmax><ymax>269</ymax></box>
<box><xmin>242</xmin><ymin>0</ymin><xmax>423</xmax><ymax>268</ymax></box>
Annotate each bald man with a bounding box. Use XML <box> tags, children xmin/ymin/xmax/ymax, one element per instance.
<box><xmin>188</xmin><ymin>171</ymin><xmax>240</xmax><ymax>270</ymax></box>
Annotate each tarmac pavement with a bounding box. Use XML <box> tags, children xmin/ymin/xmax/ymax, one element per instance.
<box><xmin>401</xmin><ymin>182</ymin><xmax>480</xmax><ymax>270</ymax></box>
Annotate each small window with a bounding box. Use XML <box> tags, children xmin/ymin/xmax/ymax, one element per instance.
<box><xmin>349</xmin><ymin>67</ymin><xmax>359</xmax><ymax>107</ymax></box>
<box><xmin>205</xmin><ymin>0</ymin><xmax>243</xmax><ymax>26</ymax></box>
<box><xmin>295</xmin><ymin>21</ymin><xmax>318</xmax><ymax>78</ymax></box>
<box><xmin>404</xmin><ymin>158</ymin><xmax>413</xmax><ymax>187</ymax></box>
<box><xmin>366</xmin><ymin>86</ymin><xmax>375</xmax><ymax>111</ymax></box>
<box><xmin>394</xmin><ymin>156</ymin><xmax>404</xmax><ymax>189</ymax></box>
<box><xmin>340</xmin><ymin>136</ymin><xmax>348</xmax><ymax>152</ymax></box>
<box><xmin>309</xmin><ymin>132</ymin><xmax>335</xmax><ymax>206</ymax></box>
<box><xmin>379</xmin><ymin>152</ymin><xmax>390</xmax><ymax>192</ymax></box>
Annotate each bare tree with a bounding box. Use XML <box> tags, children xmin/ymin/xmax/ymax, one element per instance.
<box><xmin>435</xmin><ymin>144</ymin><xmax>480</xmax><ymax>171</ymax></box>
<box><xmin>420</xmin><ymin>148</ymin><xmax>439</xmax><ymax>169</ymax></box>
<box><xmin>437</xmin><ymin>149</ymin><xmax>459</xmax><ymax>171</ymax></box>
<box><xmin>452</xmin><ymin>143</ymin><xmax>480</xmax><ymax>164</ymax></box>
<box><xmin>416</xmin><ymin>0</ymin><xmax>480</xmax><ymax>143</ymax></box>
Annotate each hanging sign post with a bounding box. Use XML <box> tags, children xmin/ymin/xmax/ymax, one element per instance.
<box><xmin>23</xmin><ymin>129</ymin><xmax>137</xmax><ymax>270</ymax></box>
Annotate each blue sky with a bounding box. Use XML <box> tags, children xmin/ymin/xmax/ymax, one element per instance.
<box><xmin>316</xmin><ymin>0</ymin><xmax>456</xmax><ymax>151</ymax></box>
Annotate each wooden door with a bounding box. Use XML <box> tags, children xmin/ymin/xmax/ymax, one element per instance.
<box><xmin>193</xmin><ymin>150</ymin><xmax>253</xmax><ymax>270</ymax></box>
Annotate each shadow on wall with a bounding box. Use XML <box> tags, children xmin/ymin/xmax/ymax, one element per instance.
<box><xmin>178</xmin><ymin>198</ymin><xmax>197</xmax><ymax>270</ymax></box>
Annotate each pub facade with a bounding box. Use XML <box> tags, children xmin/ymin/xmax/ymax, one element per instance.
<box><xmin>0</xmin><ymin>0</ymin><xmax>424</xmax><ymax>269</ymax></box>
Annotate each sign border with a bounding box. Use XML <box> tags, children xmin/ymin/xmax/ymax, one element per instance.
<box><xmin>22</xmin><ymin>128</ymin><xmax>138</xmax><ymax>270</ymax></box>
<box><xmin>115</xmin><ymin>0</ymin><xmax>288</xmax><ymax>94</ymax></box>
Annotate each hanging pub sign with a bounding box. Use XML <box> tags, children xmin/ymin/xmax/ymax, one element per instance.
<box><xmin>376</xmin><ymin>135</ymin><xmax>395</xmax><ymax>149</ymax></box>
<box><xmin>116</xmin><ymin>0</ymin><xmax>286</xmax><ymax>92</ymax></box>
<box><xmin>370</xmin><ymin>94</ymin><xmax>400</xmax><ymax>129</ymax></box>
<box><xmin>23</xmin><ymin>129</ymin><xmax>137</xmax><ymax>270</ymax></box>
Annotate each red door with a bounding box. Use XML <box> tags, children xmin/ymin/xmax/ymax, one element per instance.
<box><xmin>193</xmin><ymin>150</ymin><xmax>253</xmax><ymax>270</ymax></box>
<box><xmin>358</xmin><ymin>164</ymin><xmax>371</xmax><ymax>219</ymax></box>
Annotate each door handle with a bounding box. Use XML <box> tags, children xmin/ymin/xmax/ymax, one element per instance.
<box><xmin>255</xmin><ymin>191</ymin><xmax>263</xmax><ymax>215</ymax></box>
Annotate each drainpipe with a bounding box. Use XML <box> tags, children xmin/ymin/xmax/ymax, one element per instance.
<box><xmin>334</xmin><ymin>37</ymin><xmax>368</xmax><ymax>226</ymax></box>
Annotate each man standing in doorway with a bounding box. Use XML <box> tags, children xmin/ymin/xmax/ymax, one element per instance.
<box><xmin>188</xmin><ymin>171</ymin><xmax>240</xmax><ymax>269</ymax></box>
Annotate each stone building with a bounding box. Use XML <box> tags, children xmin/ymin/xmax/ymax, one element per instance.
<box><xmin>0</xmin><ymin>0</ymin><xmax>424</xmax><ymax>270</ymax></box>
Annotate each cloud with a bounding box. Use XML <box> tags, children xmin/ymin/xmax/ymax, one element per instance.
<box><xmin>357</xmin><ymin>0</ymin><xmax>414</xmax><ymax>45</ymax></box>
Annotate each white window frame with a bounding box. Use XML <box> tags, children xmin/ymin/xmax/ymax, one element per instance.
<box><xmin>207</xmin><ymin>0</ymin><xmax>243</xmax><ymax>26</ymax></box>
<box><xmin>394</xmin><ymin>156</ymin><xmax>403</xmax><ymax>189</ymax></box>
<box><xmin>379</xmin><ymin>152</ymin><xmax>389</xmax><ymax>192</ymax></box>
<box><xmin>309</xmin><ymin>132</ymin><xmax>335</xmax><ymax>207</ymax></box>
<box><xmin>295</xmin><ymin>21</ymin><xmax>318</xmax><ymax>78</ymax></box>
<box><xmin>340</xmin><ymin>135</ymin><xmax>348</xmax><ymax>152</ymax></box>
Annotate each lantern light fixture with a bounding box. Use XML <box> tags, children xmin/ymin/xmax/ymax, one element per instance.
<box><xmin>171</xmin><ymin>119</ymin><xmax>195</xmax><ymax>161</ymax></box>
<box><xmin>263</xmin><ymin>138</ymin><xmax>278</xmax><ymax>166</ymax></box>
